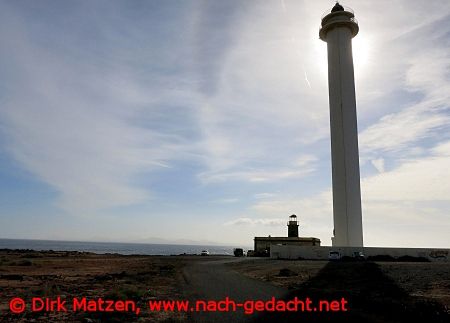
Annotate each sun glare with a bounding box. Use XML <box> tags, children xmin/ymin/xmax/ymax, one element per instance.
<box><xmin>352</xmin><ymin>35</ymin><xmax>371</xmax><ymax>77</ymax></box>
<box><xmin>313</xmin><ymin>33</ymin><xmax>371</xmax><ymax>79</ymax></box>
<box><xmin>313</xmin><ymin>37</ymin><xmax>328</xmax><ymax>79</ymax></box>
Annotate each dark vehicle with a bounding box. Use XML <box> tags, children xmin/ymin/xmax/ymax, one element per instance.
<box><xmin>328</xmin><ymin>251</ymin><xmax>341</xmax><ymax>261</ymax></box>
<box><xmin>353</xmin><ymin>251</ymin><xmax>365</xmax><ymax>260</ymax></box>
<box><xmin>233</xmin><ymin>248</ymin><xmax>244</xmax><ymax>257</ymax></box>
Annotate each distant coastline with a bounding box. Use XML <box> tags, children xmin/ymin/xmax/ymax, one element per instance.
<box><xmin>0</xmin><ymin>238</ymin><xmax>249</xmax><ymax>256</ymax></box>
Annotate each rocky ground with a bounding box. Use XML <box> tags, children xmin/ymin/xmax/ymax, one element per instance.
<box><xmin>1</xmin><ymin>250</ymin><xmax>449</xmax><ymax>322</ymax></box>
<box><xmin>0</xmin><ymin>249</ymin><xmax>196</xmax><ymax>322</ymax></box>
<box><xmin>228</xmin><ymin>258</ymin><xmax>450</xmax><ymax>322</ymax></box>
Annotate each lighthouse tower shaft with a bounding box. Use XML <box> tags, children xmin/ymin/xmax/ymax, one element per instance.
<box><xmin>320</xmin><ymin>4</ymin><xmax>363</xmax><ymax>247</ymax></box>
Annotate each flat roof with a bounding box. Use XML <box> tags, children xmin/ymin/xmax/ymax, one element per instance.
<box><xmin>254</xmin><ymin>237</ymin><xmax>320</xmax><ymax>241</ymax></box>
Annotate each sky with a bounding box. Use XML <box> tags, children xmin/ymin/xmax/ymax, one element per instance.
<box><xmin>0</xmin><ymin>0</ymin><xmax>449</xmax><ymax>248</ymax></box>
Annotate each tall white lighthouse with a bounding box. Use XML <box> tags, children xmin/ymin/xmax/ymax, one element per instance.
<box><xmin>319</xmin><ymin>2</ymin><xmax>363</xmax><ymax>247</ymax></box>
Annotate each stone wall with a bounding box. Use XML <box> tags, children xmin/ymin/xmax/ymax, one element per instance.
<box><xmin>270</xmin><ymin>245</ymin><xmax>449</xmax><ymax>262</ymax></box>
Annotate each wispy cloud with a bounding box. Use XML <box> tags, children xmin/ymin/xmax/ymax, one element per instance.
<box><xmin>253</xmin><ymin>192</ymin><xmax>278</xmax><ymax>199</ymax></box>
<box><xmin>360</xmin><ymin>104</ymin><xmax>450</xmax><ymax>155</ymax></box>
<box><xmin>250</xmin><ymin>191</ymin><xmax>333</xmax><ymax>232</ymax></box>
<box><xmin>199</xmin><ymin>157</ymin><xmax>317</xmax><ymax>183</ymax></box>
<box><xmin>370</xmin><ymin>158</ymin><xmax>384</xmax><ymax>173</ymax></box>
<box><xmin>362</xmin><ymin>140</ymin><xmax>450</xmax><ymax>202</ymax></box>
<box><xmin>359</xmin><ymin>11</ymin><xmax>450</xmax><ymax>166</ymax></box>
<box><xmin>224</xmin><ymin>217</ymin><xmax>286</xmax><ymax>226</ymax></box>
<box><xmin>0</xmin><ymin>1</ymin><xmax>449</xmax><ymax>247</ymax></box>
<box><xmin>0</xmin><ymin>3</ymin><xmax>197</xmax><ymax>213</ymax></box>
<box><xmin>214</xmin><ymin>198</ymin><xmax>239</xmax><ymax>204</ymax></box>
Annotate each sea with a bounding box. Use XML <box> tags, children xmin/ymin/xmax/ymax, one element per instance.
<box><xmin>0</xmin><ymin>239</ymin><xmax>245</xmax><ymax>256</ymax></box>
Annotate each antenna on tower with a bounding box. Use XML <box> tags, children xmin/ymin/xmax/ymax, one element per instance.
<box><xmin>331</xmin><ymin>2</ymin><xmax>345</xmax><ymax>12</ymax></box>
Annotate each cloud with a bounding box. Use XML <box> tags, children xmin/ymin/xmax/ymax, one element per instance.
<box><xmin>362</xmin><ymin>140</ymin><xmax>450</xmax><ymax>202</ymax></box>
<box><xmin>247</xmin><ymin>140</ymin><xmax>450</xmax><ymax>247</ymax></box>
<box><xmin>193</xmin><ymin>1</ymin><xmax>331</xmax><ymax>184</ymax></box>
<box><xmin>370</xmin><ymin>158</ymin><xmax>385</xmax><ymax>173</ymax></box>
<box><xmin>0</xmin><ymin>3</ymin><xmax>197</xmax><ymax>213</ymax></box>
<box><xmin>358</xmin><ymin>12</ymin><xmax>450</xmax><ymax>176</ymax></box>
<box><xmin>359</xmin><ymin>105</ymin><xmax>450</xmax><ymax>155</ymax></box>
<box><xmin>361</xmin><ymin>151</ymin><xmax>450</xmax><ymax>247</ymax></box>
<box><xmin>250</xmin><ymin>191</ymin><xmax>333</xmax><ymax>238</ymax></box>
<box><xmin>0</xmin><ymin>0</ymin><xmax>450</xmax><ymax>248</ymax></box>
<box><xmin>247</xmin><ymin>148</ymin><xmax>450</xmax><ymax>247</ymax></box>
<box><xmin>224</xmin><ymin>217</ymin><xmax>286</xmax><ymax>226</ymax></box>
<box><xmin>253</xmin><ymin>193</ymin><xmax>278</xmax><ymax>199</ymax></box>
<box><xmin>199</xmin><ymin>152</ymin><xmax>318</xmax><ymax>183</ymax></box>
<box><xmin>214</xmin><ymin>198</ymin><xmax>239</xmax><ymax>204</ymax></box>
<box><xmin>199</xmin><ymin>163</ymin><xmax>317</xmax><ymax>183</ymax></box>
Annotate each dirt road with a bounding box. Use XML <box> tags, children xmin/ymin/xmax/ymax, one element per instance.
<box><xmin>182</xmin><ymin>257</ymin><xmax>287</xmax><ymax>322</ymax></box>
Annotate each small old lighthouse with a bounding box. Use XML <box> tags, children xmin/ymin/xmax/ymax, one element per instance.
<box><xmin>320</xmin><ymin>2</ymin><xmax>364</xmax><ymax>247</ymax></box>
<box><xmin>287</xmin><ymin>214</ymin><xmax>299</xmax><ymax>238</ymax></box>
